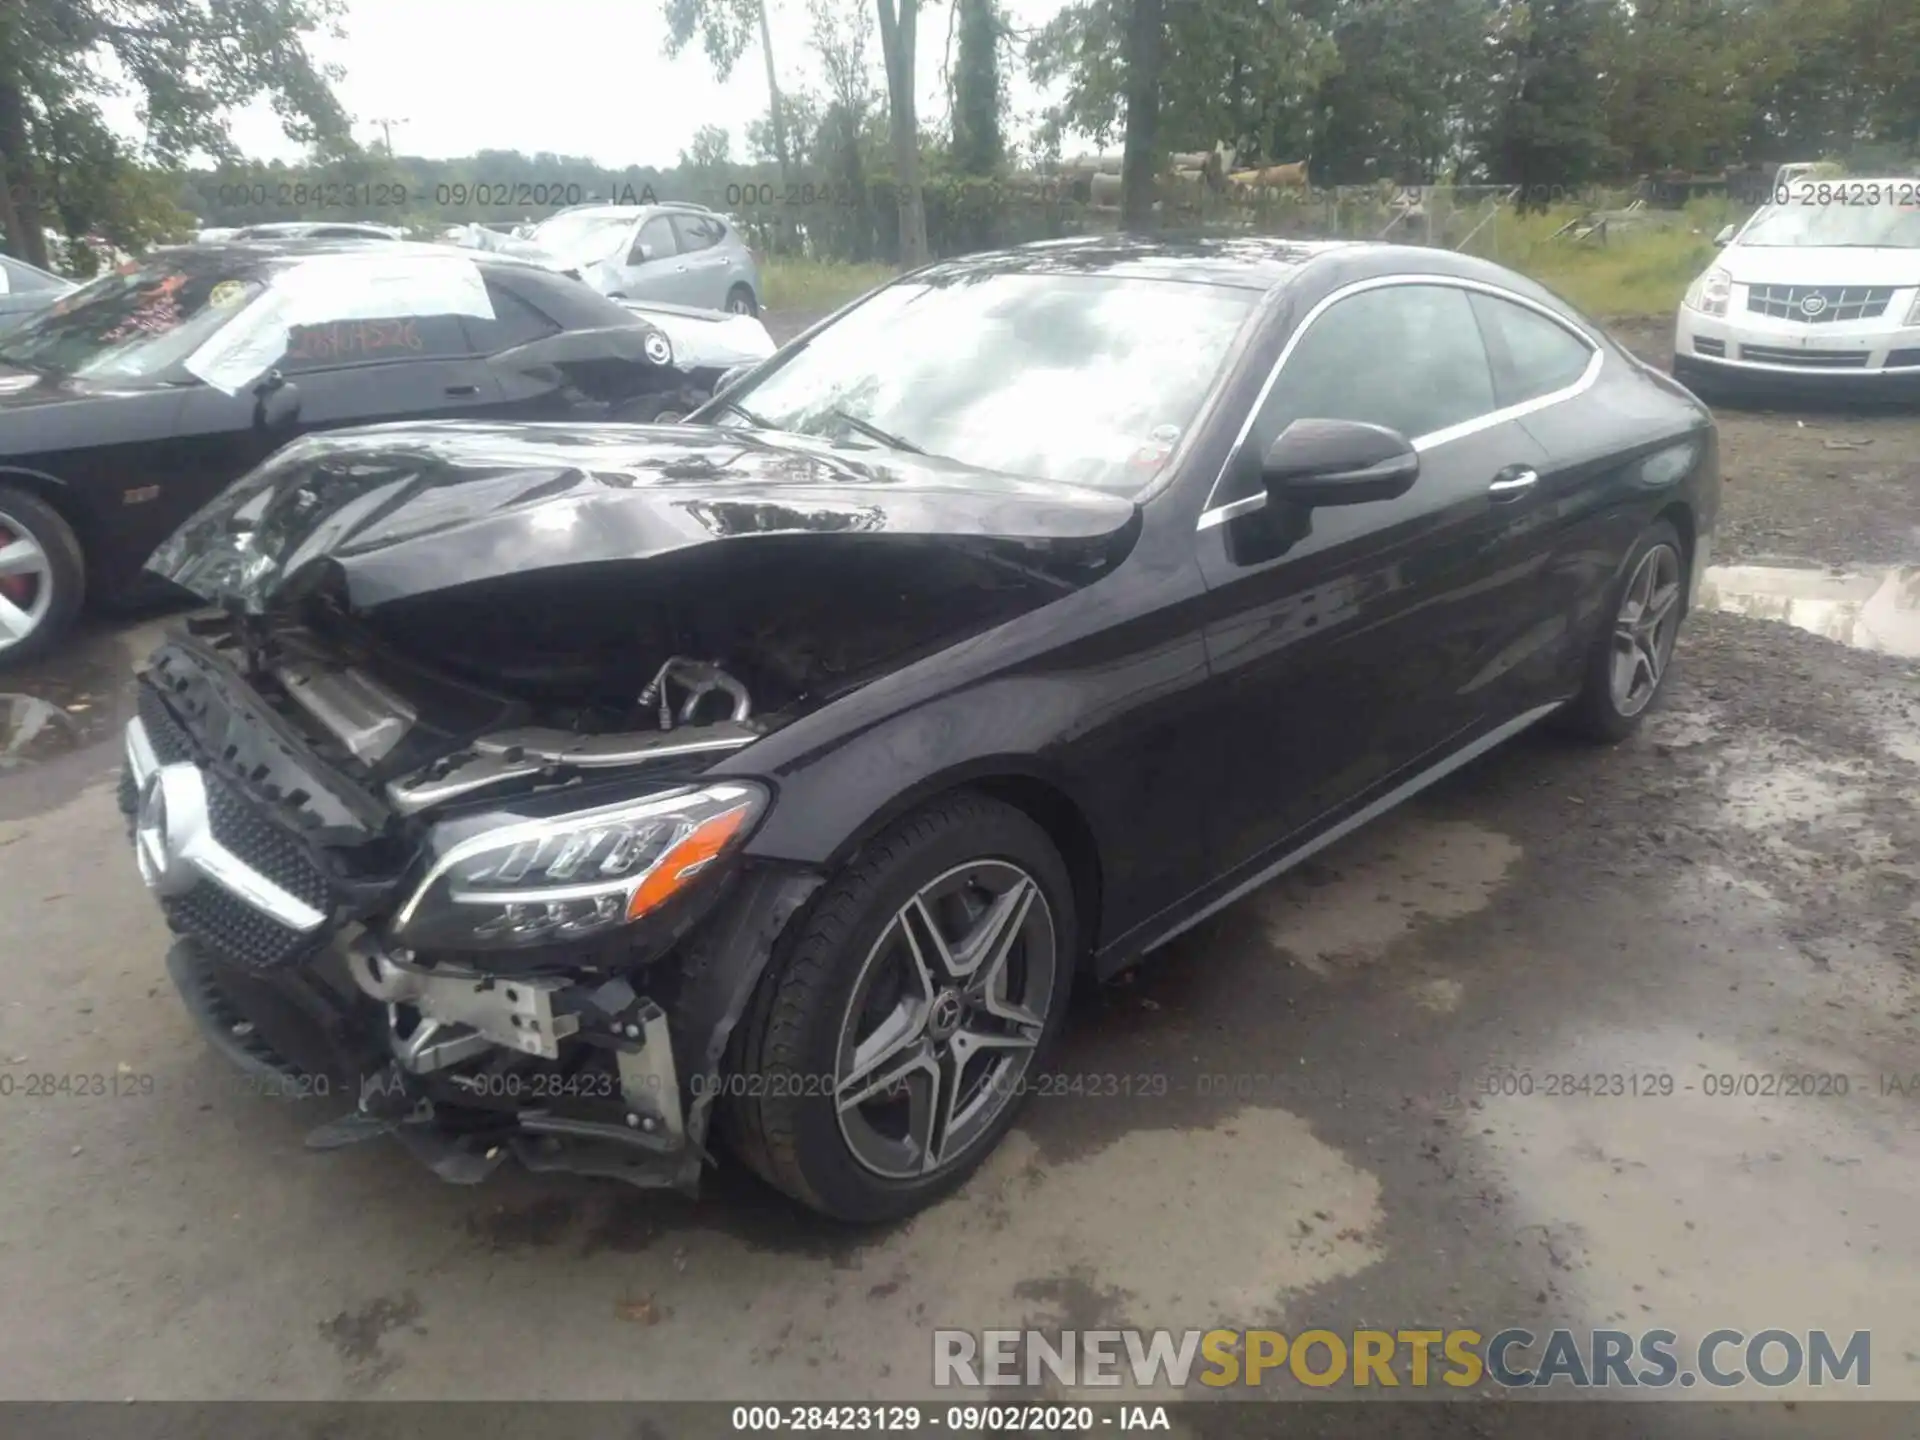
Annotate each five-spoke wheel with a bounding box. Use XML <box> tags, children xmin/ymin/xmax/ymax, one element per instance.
<box><xmin>835</xmin><ymin>861</ymin><xmax>1055</xmax><ymax>1180</ymax></box>
<box><xmin>723</xmin><ymin>794</ymin><xmax>1075</xmax><ymax>1221</ymax></box>
<box><xmin>1560</xmin><ymin>518</ymin><xmax>1686</xmax><ymax>742</ymax></box>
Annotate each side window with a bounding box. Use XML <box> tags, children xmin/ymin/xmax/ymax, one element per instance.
<box><xmin>631</xmin><ymin>216</ymin><xmax>679</xmax><ymax>264</ymax></box>
<box><xmin>1263</xmin><ymin>284</ymin><xmax>1497</xmax><ymax>441</ymax></box>
<box><xmin>0</xmin><ymin>263</ymin><xmax>11</xmax><ymax>296</ymax></box>
<box><xmin>1469</xmin><ymin>292</ymin><xmax>1595</xmax><ymax>406</ymax></box>
<box><xmin>461</xmin><ymin>283</ymin><xmax>561</xmax><ymax>354</ymax></box>
<box><xmin>280</xmin><ymin>313</ymin><xmax>473</xmax><ymax>371</ymax></box>
<box><xmin>671</xmin><ymin>215</ymin><xmax>726</xmax><ymax>252</ymax></box>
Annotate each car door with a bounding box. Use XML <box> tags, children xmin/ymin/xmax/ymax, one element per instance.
<box><xmin>612</xmin><ymin>215</ymin><xmax>687</xmax><ymax>303</ymax></box>
<box><xmin>1191</xmin><ymin>278</ymin><xmax>1559</xmax><ymax>880</ymax></box>
<box><xmin>460</xmin><ymin>277</ymin><xmax>572</xmax><ymax>418</ymax></box>
<box><xmin>1469</xmin><ymin>290</ymin><xmax>1662</xmax><ymax>698</ymax></box>
<box><xmin>274</xmin><ymin>311</ymin><xmax>505</xmax><ymax>431</ymax></box>
<box><xmin>668</xmin><ymin>214</ymin><xmax>732</xmax><ymax>308</ymax></box>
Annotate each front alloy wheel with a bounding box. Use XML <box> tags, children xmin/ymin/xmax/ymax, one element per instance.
<box><xmin>835</xmin><ymin>861</ymin><xmax>1055</xmax><ymax>1179</ymax></box>
<box><xmin>723</xmin><ymin>793</ymin><xmax>1076</xmax><ymax>1221</ymax></box>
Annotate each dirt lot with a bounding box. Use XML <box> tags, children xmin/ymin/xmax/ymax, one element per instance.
<box><xmin>1607</xmin><ymin>315</ymin><xmax>1920</xmax><ymax>566</ymax></box>
<box><xmin>0</xmin><ymin>313</ymin><xmax>1914</xmax><ymax>1423</ymax></box>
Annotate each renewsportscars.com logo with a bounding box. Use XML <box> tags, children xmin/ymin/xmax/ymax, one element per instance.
<box><xmin>932</xmin><ymin>1328</ymin><xmax>1873</xmax><ymax>1390</ymax></box>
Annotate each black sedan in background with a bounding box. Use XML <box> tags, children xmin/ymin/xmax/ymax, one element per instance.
<box><xmin>0</xmin><ymin>241</ymin><xmax>695</xmax><ymax>665</ymax></box>
<box><xmin>121</xmin><ymin>237</ymin><xmax>1716</xmax><ymax>1222</ymax></box>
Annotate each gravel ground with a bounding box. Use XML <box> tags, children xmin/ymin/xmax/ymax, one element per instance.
<box><xmin>0</xmin><ymin>308</ymin><xmax>1913</xmax><ymax>1420</ymax></box>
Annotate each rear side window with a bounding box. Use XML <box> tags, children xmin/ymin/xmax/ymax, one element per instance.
<box><xmin>1264</xmin><ymin>283</ymin><xmax>1498</xmax><ymax>441</ymax></box>
<box><xmin>462</xmin><ymin>283</ymin><xmax>561</xmax><ymax>353</ymax></box>
<box><xmin>280</xmin><ymin>313</ymin><xmax>472</xmax><ymax>370</ymax></box>
<box><xmin>633</xmin><ymin>216</ymin><xmax>679</xmax><ymax>262</ymax></box>
<box><xmin>1469</xmin><ymin>292</ymin><xmax>1595</xmax><ymax>406</ymax></box>
<box><xmin>672</xmin><ymin>215</ymin><xmax>728</xmax><ymax>252</ymax></box>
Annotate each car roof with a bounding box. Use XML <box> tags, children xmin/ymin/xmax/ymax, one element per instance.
<box><xmin>894</xmin><ymin>235</ymin><xmax>1606</xmax><ymax>334</ymax></box>
<box><xmin>139</xmin><ymin>239</ymin><xmax>556</xmax><ymax>273</ymax></box>
<box><xmin>531</xmin><ymin>202</ymin><xmax>721</xmax><ymax>223</ymax></box>
<box><xmin>911</xmin><ymin>234</ymin><xmax>1364</xmax><ymax>291</ymax></box>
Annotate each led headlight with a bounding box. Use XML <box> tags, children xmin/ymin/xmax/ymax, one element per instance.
<box><xmin>394</xmin><ymin>782</ymin><xmax>765</xmax><ymax>949</ymax></box>
<box><xmin>1684</xmin><ymin>268</ymin><xmax>1732</xmax><ymax>317</ymax></box>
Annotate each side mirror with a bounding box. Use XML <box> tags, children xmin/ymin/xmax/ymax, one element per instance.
<box><xmin>253</xmin><ymin>369</ymin><xmax>301</xmax><ymax>431</ymax></box>
<box><xmin>1261</xmin><ymin>418</ymin><xmax>1418</xmax><ymax>509</ymax></box>
<box><xmin>1713</xmin><ymin>223</ymin><xmax>1736</xmax><ymax>246</ymax></box>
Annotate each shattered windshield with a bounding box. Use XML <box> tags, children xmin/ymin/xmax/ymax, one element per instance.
<box><xmin>716</xmin><ymin>272</ymin><xmax>1260</xmax><ymax>496</ymax></box>
<box><xmin>0</xmin><ymin>256</ymin><xmax>265</xmax><ymax>383</ymax></box>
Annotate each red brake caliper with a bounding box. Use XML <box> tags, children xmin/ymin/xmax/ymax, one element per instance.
<box><xmin>0</xmin><ymin>524</ymin><xmax>31</xmax><ymax>607</ymax></box>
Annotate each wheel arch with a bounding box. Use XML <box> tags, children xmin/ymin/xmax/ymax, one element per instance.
<box><xmin>1654</xmin><ymin>498</ymin><xmax>1696</xmax><ymax>611</ymax></box>
<box><xmin>0</xmin><ymin>465</ymin><xmax>94</xmax><ymax>547</ymax></box>
<box><xmin>819</xmin><ymin>761</ymin><xmax>1107</xmax><ymax>970</ymax></box>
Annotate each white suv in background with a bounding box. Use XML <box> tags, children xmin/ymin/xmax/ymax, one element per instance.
<box><xmin>1673</xmin><ymin>177</ymin><xmax>1920</xmax><ymax>393</ymax></box>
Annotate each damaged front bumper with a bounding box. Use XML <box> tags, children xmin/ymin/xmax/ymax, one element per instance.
<box><xmin>123</xmin><ymin>690</ymin><xmax>822</xmax><ymax>1193</ymax></box>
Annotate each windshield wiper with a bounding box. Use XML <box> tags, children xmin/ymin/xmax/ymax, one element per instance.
<box><xmin>827</xmin><ymin>408</ymin><xmax>926</xmax><ymax>455</ymax></box>
<box><xmin>712</xmin><ymin>396</ymin><xmax>775</xmax><ymax>428</ymax></box>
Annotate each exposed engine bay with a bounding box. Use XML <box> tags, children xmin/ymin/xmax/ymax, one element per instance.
<box><xmin>122</xmin><ymin>418</ymin><xmax>1139</xmax><ymax>1192</ymax></box>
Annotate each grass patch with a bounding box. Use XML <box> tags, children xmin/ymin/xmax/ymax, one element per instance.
<box><xmin>761</xmin><ymin>256</ymin><xmax>897</xmax><ymax>314</ymax></box>
<box><xmin>754</xmin><ymin>196</ymin><xmax>1746</xmax><ymax>320</ymax></box>
<box><xmin>1472</xmin><ymin>197</ymin><xmax>1741</xmax><ymax>317</ymax></box>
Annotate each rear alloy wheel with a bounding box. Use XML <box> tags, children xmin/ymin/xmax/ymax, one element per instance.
<box><xmin>1558</xmin><ymin>519</ymin><xmax>1685</xmax><ymax>742</ymax></box>
<box><xmin>724</xmin><ymin>794</ymin><xmax>1075</xmax><ymax>1221</ymax></box>
<box><xmin>0</xmin><ymin>485</ymin><xmax>84</xmax><ymax>670</ymax></box>
<box><xmin>725</xmin><ymin>284</ymin><xmax>759</xmax><ymax>317</ymax></box>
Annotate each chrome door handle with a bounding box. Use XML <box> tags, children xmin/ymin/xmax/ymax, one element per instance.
<box><xmin>1489</xmin><ymin>467</ymin><xmax>1539</xmax><ymax>496</ymax></box>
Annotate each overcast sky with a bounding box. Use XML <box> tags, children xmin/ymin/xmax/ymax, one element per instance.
<box><xmin>98</xmin><ymin>0</ymin><xmax>1081</xmax><ymax>170</ymax></box>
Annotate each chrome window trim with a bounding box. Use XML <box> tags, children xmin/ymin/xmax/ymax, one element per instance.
<box><xmin>1196</xmin><ymin>274</ymin><xmax>1604</xmax><ymax>531</ymax></box>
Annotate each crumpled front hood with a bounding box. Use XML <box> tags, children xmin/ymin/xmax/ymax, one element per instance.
<box><xmin>148</xmin><ymin>420</ymin><xmax>1140</xmax><ymax>613</ymax></box>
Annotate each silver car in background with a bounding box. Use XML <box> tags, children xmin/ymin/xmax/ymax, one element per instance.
<box><xmin>506</xmin><ymin>203</ymin><xmax>762</xmax><ymax>314</ymax></box>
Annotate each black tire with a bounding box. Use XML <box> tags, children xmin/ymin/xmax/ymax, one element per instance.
<box><xmin>1556</xmin><ymin>518</ymin><xmax>1685</xmax><ymax>743</ymax></box>
<box><xmin>725</xmin><ymin>284</ymin><xmax>759</xmax><ymax>317</ymax></box>
<box><xmin>613</xmin><ymin>387</ymin><xmax>707</xmax><ymax>424</ymax></box>
<box><xmin>0</xmin><ymin>483</ymin><xmax>85</xmax><ymax>670</ymax></box>
<box><xmin>723</xmin><ymin>792</ymin><xmax>1077</xmax><ymax>1222</ymax></box>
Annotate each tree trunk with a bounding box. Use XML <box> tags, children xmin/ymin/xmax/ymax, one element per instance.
<box><xmin>1120</xmin><ymin>0</ymin><xmax>1165</xmax><ymax>231</ymax></box>
<box><xmin>756</xmin><ymin>0</ymin><xmax>792</xmax><ymax>178</ymax></box>
<box><xmin>876</xmin><ymin>0</ymin><xmax>928</xmax><ymax>265</ymax></box>
<box><xmin>0</xmin><ymin>79</ymin><xmax>51</xmax><ymax>269</ymax></box>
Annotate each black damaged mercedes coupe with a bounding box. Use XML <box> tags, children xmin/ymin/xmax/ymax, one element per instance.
<box><xmin>121</xmin><ymin>237</ymin><xmax>1718</xmax><ymax>1221</ymax></box>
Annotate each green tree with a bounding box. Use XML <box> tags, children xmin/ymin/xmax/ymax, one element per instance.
<box><xmin>0</xmin><ymin>0</ymin><xmax>350</xmax><ymax>267</ymax></box>
<box><xmin>876</xmin><ymin>0</ymin><xmax>930</xmax><ymax>264</ymax></box>
<box><xmin>951</xmin><ymin>0</ymin><xmax>1006</xmax><ymax>175</ymax></box>
<box><xmin>1028</xmin><ymin>0</ymin><xmax>1336</xmax><ymax>162</ymax></box>
<box><xmin>1469</xmin><ymin>0</ymin><xmax>1612</xmax><ymax>202</ymax></box>
<box><xmin>663</xmin><ymin>0</ymin><xmax>796</xmax><ymax>177</ymax></box>
<box><xmin>682</xmin><ymin>124</ymin><xmax>736</xmax><ymax>171</ymax></box>
<box><xmin>1597</xmin><ymin>0</ymin><xmax>1760</xmax><ymax>176</ymax></box>
<box><xmin>1304</xmin><ymin>0</ymin><xmax>1484</xmax><ymax>183</ymax></box>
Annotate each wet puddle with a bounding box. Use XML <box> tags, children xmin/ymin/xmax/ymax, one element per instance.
<box><xmin>1699</xmin><ymin>561</ymin><xmax>1920</xmax><ymax>657</ymax></box>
